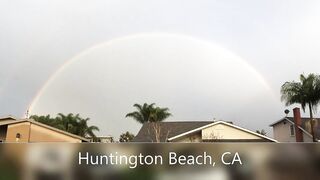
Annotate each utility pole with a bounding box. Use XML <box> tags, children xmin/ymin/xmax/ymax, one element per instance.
<box><xmin>25</xmin><ymin>109</ymin><xmax>30</xmax><ymax>119</ymax></box>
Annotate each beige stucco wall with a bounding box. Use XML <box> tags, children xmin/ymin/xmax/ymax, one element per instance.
<box><xmin>29</xmin><ymin>124</ymin><xmax>81</xmax><ymax>143</ymax></box>
<box><xmin>5</xmin><ymin>122</ymin><xmax>81</xmax><ymax>143</ymax></box>
<box><xmin>6</xmin><ymin>122</ymin><xmax>31</xmax><ymax>142</ymax></box>
<box><xmin>171</xmin><ymin>123</ymin><xmax>270</xmax><ymax>142</ymax></box>
<box><xmin>202</xmin><ymin>124</ymin><xmax>263</xmax><ymax>140</ymax></box>
<box><xmin>272</xmin><ymin>122</ymin><xmax>296</xmax><ymax>142</ymax></box>
<box><xmin>172</xmin><ymin>132</ymin><xmax>202</xmax><ymax>142</ymax></box>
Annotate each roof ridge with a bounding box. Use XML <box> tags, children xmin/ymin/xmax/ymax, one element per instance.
<box><xmin>144</xmin><ymin>121</ymin><xmax>215</xmax><ymax>123</ymax></box>
<box><xmin>286</xmin><ymin>116</ymin><xmax>320</xmax><ymax>119</ymax></box>
<box><xmin>0</xmin><ymin>115</ymin><xmax>18</xmax><ymax>120</ymax></box>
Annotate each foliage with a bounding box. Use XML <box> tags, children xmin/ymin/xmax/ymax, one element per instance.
<box><xmin>126</xmin><ymin>103</ymin><xmax>171</xmax><ymax>142</ymax></box>
<box><xmin>30</xmin><ymin>113</ymin><xmax>99</xmax><ymax>138</ymax></box>
<box><xmin>255</xmin><ymin>129</ymin><xmax>267</xmax><ymax>136</ymax></box>
<box><xmin>125</xmin><ymin>103</ymin><xmax>172</xmax><ymax>124</ymax></box>
<box><xmin>280</xmin><ymin>73</ymin><xmax>320</xmax><ymax>142</ymax></box>
<box><xmin>119</xmin><ymin>131</ymin><xmax>135</xmax><ymax>142</ymax></box>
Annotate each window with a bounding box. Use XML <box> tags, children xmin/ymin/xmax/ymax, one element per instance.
<box><xmin>290</xmin><ymin>125</ymin><xmax>295</xmax><ymax>136</ymax></box>
<box><xmin>16</xmin><ymin>133</ymin><xmax>21</xmax><ymax>142</ymax></box>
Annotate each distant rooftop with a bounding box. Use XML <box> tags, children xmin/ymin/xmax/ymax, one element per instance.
<box><xmin>133</xmin><ymin>120</ymin><xmax>233</xmax><ymax>142</ymax></box>
<box><xmin>270</xmin><ymin>117</ymin><xmax>320</xmax><ymax>139</ymax></box>
<box><xmin>0</xmin><ymin>115</ymin><xmax>18</xmax><ymax>121</ymax></box>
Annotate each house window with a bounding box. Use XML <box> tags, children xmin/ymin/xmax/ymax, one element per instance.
<box><xmin>16</xmin><ymin>133</ymin><xmax>21</xmax><ymax>142</ymax></box>
<box><xmin>290</xmin><ymin>125</ymin><xmax>295</xmax><ymax>136</ymax></box>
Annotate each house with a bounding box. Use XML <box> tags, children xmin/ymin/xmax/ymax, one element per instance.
<box><xmin>133</xmin><ymin>120</ymin><xmax>276</xmax><ymax>142</ymax></box>
<box><xmin>0</xmin><ymin>116</ymin><xmax>88</xmax><ymax>143</ymax></box>
<box><xmin>270</xmin><ymin>107</ymin><xmax>320</xmax><ymax>142</ymax></box>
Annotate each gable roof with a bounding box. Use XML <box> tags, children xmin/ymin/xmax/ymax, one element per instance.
<box><xmin>133</xmin><ymin>121</ymin><xmax>213</xmax><ymax>142</ymax></box>
<box><xmin>168</xmin><ymin>121</ymin><xmax>276</xmax><ymax>142</ymax></box>
<box><xmin>270</xmin><ymin>117</ymin><xmax>320</xmax><ymax>139</ymax></box>
<box><xmin>133</xmin><ymin>121</ymin><xmax>276</xmax><ymax>142</ymax></box>
<box><xmin>0</xmin><ymin>118</ymin><xmax>89</xmax><ymax>142</ymax></box>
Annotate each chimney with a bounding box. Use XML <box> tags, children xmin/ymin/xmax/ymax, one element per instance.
<box><xmin>293</xmin><ymin>108</ymin><xmax>303</xmax><ymax>142</ymax></box>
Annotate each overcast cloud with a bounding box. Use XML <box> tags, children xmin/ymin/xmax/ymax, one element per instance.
<box><xmin>1</xmin><ymin>0</ymin><xmax>320</xmax><ymax>137</ymax></box>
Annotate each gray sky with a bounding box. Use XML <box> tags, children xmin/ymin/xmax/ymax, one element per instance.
<box><xmin>1</xmin><ymin>0</ymin><xmax>320</xmax><ymax>138</ymax></box>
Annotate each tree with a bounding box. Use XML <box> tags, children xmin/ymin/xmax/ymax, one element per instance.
<box><xmin>119</xmin><ymin>131</ymin><xmax>135</xmax><ymax>142</ymax></box>
<box><xmin>149</xmin><ymin>107</ymin><xmax>172</xmax><ymax>122</ymax></box>
<box><xmin>30</xmin><ymin>114</ymin><xmax>57</xmax><ymax>127</ymax></box>
<box><xmin>126</xmin><ymin>103</ymin><xmax>172</xmax><ymax>142</ymax></box>
<box><xmin>56</xmin><ymin>113</ymin><xmax>79</xmax><ymax>133</ymax></box>
<box><xmin>281</xmin><ymin>73</ymin><xmax>320</xmax><ymax>142</ymax></box>
<box><xmin>125</xmin><ymin>103</ymin><xmax>155</xmax><ymax>123</ymax></box>
<box><xmin>73</xmin><ymin>117</ymin><xmax>100</xmax><ymax>138</ymax></box>
<box><xmin>256</xmin><ymin>129</ymin><xmax>267</xmax><ymax>136</ymax></box>
<box><xmin>30</xmin><ymin>113</ymin><xmax>99</xmax><ymax>139</ymax></box>
<box><xmin>125</xmin><ymin>103</ymin><xmax>172</xmax><ymax>123</ymax></box>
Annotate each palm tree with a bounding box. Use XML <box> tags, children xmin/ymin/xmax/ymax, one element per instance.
<box><xmin>76</xmin><ymin>117</ymin><xmax>100</xmax><ymax>138</ymax></box>
<box><xmin>281</xmin><ymin>73</ymin><xmax>320</xmax><ymax>142</ymax></box>
<box><xmin>30</xmin><ymin>114</ymin><xmax>56</xmax><ymax>126</ymax></box>
<box><xmin>125</xmin><ymin>103</ymin><xmax>171</xmax><ymax>123</ymax></box>
<box><xmin>56</xmin><ymin>113</ymin><xmax>76</xmax><ymax>132</ymax></box>
<box><xmin>56</xmin><ymin>113</ymin><xmax>99</xmax><ymax>138</ymax></box>
<box><xmin>126</xmin><ymin>103</ymin><xmax>172</xmax><ymax>142</ymax></box>
<box><xmin>31</xmin><ymin>113</ymin><xmax>99</xmax><ymax>139</ymax></box>
<box><xmin>149</xmin><ymin>107</ymin><xmax>172</xmax><ymax>122</ymax></box>
<box><xmin>125</xmin><ymin>103</ymin><xmax>155</xmax><ymax>123</ymax></box>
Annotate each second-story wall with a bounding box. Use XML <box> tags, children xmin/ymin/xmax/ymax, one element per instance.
<box><xmin>6</xmin><ymin>122</ymin><xmax>31</xmax><ymax>142</ymax></box>
<box><xmin>273</xmin><ymin>122</ymin><xmax>296</xmax><ymax>142</ymax></box>
<box><xmin>5</xmin><ymin>122</ymin><xmax>82</xmax><ymax>143</ymax></box>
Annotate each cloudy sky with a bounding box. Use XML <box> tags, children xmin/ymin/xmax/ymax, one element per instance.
<box><xmin>1</xmin><ymin>0</ymin><xmax>320</xmax><ymax>138</ymax></box>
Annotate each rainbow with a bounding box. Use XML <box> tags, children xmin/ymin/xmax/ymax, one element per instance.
<box><xmin>28</xmin><ymin>32</ymin><xmax>275</xmax><ymax>113</ymax></box>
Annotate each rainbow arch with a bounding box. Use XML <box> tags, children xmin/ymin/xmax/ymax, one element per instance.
<box><xmin>28</xmin><ymin>32</ymin><xmax>275</xmax><ymax>113</ymax></box>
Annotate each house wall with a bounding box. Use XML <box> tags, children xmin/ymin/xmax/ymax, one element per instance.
<box><xmin>303</xmin><ymin>133</ymin><xmax>313</xmax><ymax>142</ymax></box>
<box><xmin>6</xmin><ymin>122</ymin><xmax>31</xmax><ymax>142</ymax></box>
<box><xmin>5</xmin><ymin>122</ymin><xmax>81</xmax><ymax>143</ymax></box>
<box><xmin>202</xmin><ymin>124</ymin><xmax>263</xmax><ymax>140</ymax></box>
<box><xmin>172</xmin><ymin>132</ymin><xmax>202</xmax><ymax>142</ymax></box>
<box><xmin>29</xmin><ymin>124</ymin><xmax>81</xmax><ymax>143</ymax></box>
<box><xmin>272</xmin><ymin>122</ymin><xmax>296</xmax><ymax>142</ymax></box>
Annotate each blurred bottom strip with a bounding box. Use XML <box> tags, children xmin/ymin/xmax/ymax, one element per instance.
<box><xmin>0</xmin><ymin>143</ymin><xmax>319</xmax><ymax>180</ymax></box>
